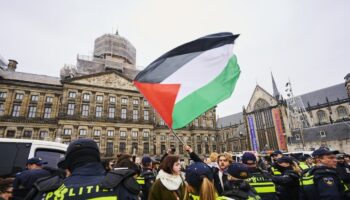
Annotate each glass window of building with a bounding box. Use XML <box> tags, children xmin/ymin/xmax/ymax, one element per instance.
<box><xmin>67</xmin><ymin>103</ymin><xmax>75</xmax><ymax>115</ymax></box>
<box><xmin>170</xmin><ymin>135</ymin><xmax>174</xmax><ymax>140</ymax></box>
<box><xmin>23</xmin><ymin>130</ymin><xmax>32</xmax><ymax>138</ymax></box>
<box><xmin>143</xmin><ymin>131</ymin><xmax>149</xmax><ymax>138</ymax></box>
<box><xmin>0</xmin><ymin>92</ymin><xmax>7</xmax><ymax>99</ymax></box>
<box><xmin>132</xmin><ymin>143</ymin><xmax>138</xmax><ymax>154</ymax></box>
<box><xmin>121</xmin><ymin>108</ymin><xmax>127</xmax><ymax>119</ymax></box>
<box><xmin>133</xmin><ymin>110</ymin><xmax>139</xmax><ymax>120</ymax></box>
<box><xmin>160</xmin><ymin>135</ymin><xmax>166</xmax><ymax>141</ymax></box>
<box><xmin>30</xmin><ymin>95</ymin><xmax>39</xmax><ymax>102</ymax></box>
<box><xmin>133</xmin><ymin>99</ymin><xmax>139</xmax><ymax>105</ymax></box>
<box><xmin>144</xmin><ymin>110</ymin><xmax>149</xmax><ymax>121</ymax></box>
<box><xmin>107</xmin><ymin>130</ymin><xmax>114</xmax><ymax>137</ymax></box>
<box><xmin>46</xmin><ymin>96</ymin><xmax>53</xmax><ymax>103</ymax></box>
<box><xmin>119</xmin><ymin>142</ymin><xmax>126</xmax><ymax>153</ymax></box>
<box><xmin>120</xmin><ymin>131</ymin><xmax>126</xmax><ymax>138</ymax></box>
<box><xmin>202</xmin><ymin>119</ymin><xmax>206</xmax><ymax>128</ymax></box>
<box><xmin>0</xmin><ymin>103</ymin><xmax>4</xmax><ymax>116</ymax></box>
<box><xmin>143</xmin><ymin>143</ymin><xmax>149</xmax><ymax>154</ymax></box>
<box><xmin>197</xmin><ymin>144</ymin><xmax>202</xmax><ymax>154</ymax></box>
<box><xmin>108</xmin><ymin>107</ymin><xmax>115</xmax><ymax>118</ymax></box>
<box><xmin>94</xmin><ymin>130</ymin><xmax>101</xmax><ymax>136</ymax></box>
<box><xmin>28</xmin><ymin>106</ymin><xmax>37</xmax><ymax>118</ymax></box>
<box><xmin>6</xmin><ymin>130</ymin><xmax>15</xmax><ymax>138</ymax></box>
<box><xmin>43</xmin><ymin>107</ymin><xmax>52</xmax><ymax>119</ymax></box>
<box><xmin>337</xmin><ymin>106</ymin><xmax>348</xmax><ymax>118</ymax></box>
<box><xmin>106</xmin><ymin>142</ymin><xmax>114</xmax><ymax>156</ymax></box>
<box><xmin>82</xmin><ymin>104</ymin><xmax>89</xmax><ymax>116</ymax></box>
<box><xmin>194</xmin><ymin>119</ymin><xmax>199</xmax><ymax>127</ymax></box>
<box><xmin>317</xmin><ymin>110</ymin><xmax>326</xmax><ymax>123</ymax></box>
<box><xmin>144</xmin><ymin>100</ymin><xmax>149</xmax><ymax>107</ymax></box>
<box><xmin>12</xmin><ymin>105</ymin><xmax>21</xmax><ymax>117</ymax></box>
<box><xmin>197</xmin><ymin>135</ymin><xmax>201</xmax><ymax>141</ymax></box>
<box><xmin>79</xmin><ymin>129</ymin><xmax>87</xmax><ymax>136</ymax></box>
<box><xmin>159</xmin><ymin>119</ymin><xmax>165</xmax><ymax>125</ymax></box>
<box><xmin>39</xmin><ymin>131</ymin><xmax>48</xmax><ymax>139</ymax></box>
<box><xmin>83</xmin><ymin>93</ymin><xmax>90</xmax><ymax>101</ymax></box>
<box><xmin>109</xmin><ymin>96</ymin><xmax>116</xmax><ymax>103</ymax></box>
<box><xmin>95</xmin><ymin>106</ymin><xmax>102</xmax><ymax>118</ymax></box>
<box><xmin>96</xmin><ymin>95</ymin><xmax>103</xmax><ymax>102</ymax></box>
<box><xmin>161</xmin><ymin>144</ymin><xmax>166</xmax><ymax>154</ymax></box>
<box><xmin>15</xmin><ymin>93</ymin><xmax>23</xmax><ymax>100</ymax></box>
<box><xmin>132</xmin><ymin>131</ymin><xmax>138</xmax><ymax>138</ymax></box>
<box><xmin>121</xmin><ymin>98</ymin><xmax>128</xmax><ymax>105</ymax></box>
<box><xmin>63</xmin><ymin>129</ymin><xmax>72</xmax><ymax>135</ymax></box>
<box><xmin>68</xmin><ymin>92</ymin><xmax>76</xmax><ymax>98</ymax></box>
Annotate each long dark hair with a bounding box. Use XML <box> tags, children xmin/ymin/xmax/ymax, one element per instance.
<box><xmin>159</xmin><ymin>155</ymin><xmax>179</xmax><ymax>174</ymax></box>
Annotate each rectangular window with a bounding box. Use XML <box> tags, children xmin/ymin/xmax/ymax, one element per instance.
<box><xmin>159</xmin><ymin>119</ymin><xmax>165</xmax><ymax>125</ymax></box>
<box><xmin>108</xmin><ymin>107</ymin><xmax>115</xmax><ymax>118</ymax></box>
<box><xmin>132</xmin><ymin>143</ymin><xmax>138</xmax><ymax>154</ymax></box>
<box><xmin>6</xmin><ymin>130</ymin><xmax>15</xmax><ymax>138</ymax></box>
<box><xmin>96</xmin><ymin>95</ymin><xmax>103</xmax><ymax>102</ymax></box>
<box><xmin>143</xmin><ymin>143</ymin><xmax>149</xmax><ymax>154</ymax></box>
<box><xmin>161</xmin><ymin>145</ymin><xmax>166</xmax><ymax>154</ymax></box>
<box><xmin>83</xmin><ymin>93</ymin><xmax>90</xmax><ymax>101</ymax></box>
<box><xmin>120</xmin><ymin>131</ymin><xmax>126</xmax><ymax>138</ymax></box>
<box><xmin>68</xmin><ymin>92</ymin><xmax>76</xmax><ymax>98</ymax></box>
<box><xmin>67</xmin><ymin>103</ymin><xmax>75</xmax><ymax>115</ymax></box>
<box><xmin>44</xmin><ymin>107</ymin><xmax>52</xmax><ymax>119</ymax></box>
<box><xmin>121</xmin><ymin>98</ymin><xmax>128</xmax><ymax>105</ymax></box>
<box><xmin>106</xmin><ymin>142</ymin><xmax>114</xmax><ymax>156</ymax></box>
<box><xmin>63</xmin><ymin>129</ymin><xmax>72</xmax><ymax>135</ymax></box>
<box><xmin>170</xmin><ymin>135</ymin><xmax>175</xmax><ymax>141</ymax></box>
<box><xmin>12</xmin><ymin>105</ymin><xmax>21</xmax><ymax>117</ymax></box>
<box><xmin>31</xmin><ymin>95</ymin><xmax>39</xmax><ymax>102</ymax></box>
<box><xmin>95</xmin><ymin>106</ymin><xmax>102</xmax><ymax>118</ymax></box>
<box><xmin>109</xmin><ymin>96</ymin><xmax>116</xmax><ymax>103</ymax></box>
<box><xmin>160</xmin><ymin>135</ymin><xmax>166</xmax><ymax>141</ymax></box>
<box><xmin>194</xmin><ymin>119</ymin><xmax>199</xmax><ymax>127</ymax></box>
<box><xmin>197</xmin><ymin>135</ymin><xmax>201</xmax><ymax>141</ymax></box>
<box><xmin>82</xmin><ymin>104</ymin><xmax>89</xmax><ymax>116</ymax></box>
<box><xmin>79</xmin><ymin>129</ymin><xmax>87</xmax><ymax>136</ymax></box>
<box><xmin>144</xmin><ymin>110</ymin><xmax>149</xmax><ymax>121</ymax></box>
<box><xmin>143</xmin><ymin>131</ymin><xmax>149</xmax><ymax>138</ymax></box>
<box><xmin>133</xmin><ymin>110</ymin><xmax>139</xmax><ymax>120</ymax></box>
<box><xmin>46</xmin><ymin>96</ymin><xmax>53</xmax><ymax>103</ymax></box>
<box><xmin>28</xmin><ymin>106</ymin><xmax>37</xmax><ymax>118</ymax></box>
<box><xmin>0</xmin><ymin>103</ymin><xmax>4</xmax><ymax>116</ymax></box>
<box><xmin>121</xmin><ymin>108</ymin><xmax>127</xmax><ymax>119</ymax></box>
<box><xmin>15</xmin><ymin>93</ymin><xmax>23</xmax><ymax>100</ymax></box>
<box><xmin>144</xmin><ymin>100</ymin><xmax>149</xmax><ymax>107</ymax></box>
<box><xmin>197</xmin><ymin>144</ymin><xmax>202</xmax><ymax>154</ymax></box>
<box><xmin>132</xmin><ymin>131</ymin><xmax>138</xmax><ymax>138</ymax></box>
<box><xmin>179</xmin><ymin>145</ymin><xmax>184</xmax><ymax>154</ymax></box>
<box><xmin>94</xmin><ymin>130</ymin><xmax>101</xmax><ymax>136</ymax></box>
<box><xmin>119</xmin><ymin>142</ymin><xmax>126</xmax><ymax>153</ymax></box>
<box><xmin>39</xmin><ymin>131</ymin><xmax>48</xmax><ymax>139</ymax></box>
<box><xmin>133</xmin><ymin>99</ymin><xmax>139</xmax><ymax>105</ymax></box>
<box><xmin>0</xmin><ymin>92</ymin><xmax>7</xmax><ymax>99</ymax></box>
<box><xmin>23</xmin><ymin>130</ymin><xmax>32</xmax><ymax>138</ymax></box>
<box><xmin>202</xmin><ymin>119</ymin><xmax>206</xmax><ymax>128</ymax></box>
<box><xmin>107</xmin><ymin>130</ymin><xmax>114</xmax><ymax>137</ymax></box>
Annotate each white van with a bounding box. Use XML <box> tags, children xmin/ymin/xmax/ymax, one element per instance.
<box><xmin>0</xmin><ymin>138</ymin><xmax>68</xmax><ymax>177</ymax></box>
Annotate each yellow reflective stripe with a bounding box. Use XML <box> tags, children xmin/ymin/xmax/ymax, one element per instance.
<box><xmin>271</xmin><ymin>167</ymin><xmax>281</xmax><ymax>175</ymax></box>
<box><xmin>341</xmin><ymin>180</ymin><xmax>349</xmax><ymax>191</ymax></box>
<box><xmin>88</xmin><ymin>197</ymin><xmax>117</xmax><ymax>200</ymax></box>
<box><xmin>136</xmin><ymin>177</ymin><xmax>145</xmax><ymax>185</ymax></box>
<box><xmin>300</xmin><ymin>175</ymin><xmax>314</xmax><ymax>186</ymax></box>
<box><xmin>253</xmin><ymin>186</ymin><xmax>276</xmax><ymax>193</ymax></box>
<box><xmin>189</xmin><ymin>193</ymin><xmax>200</xmax><ymax>200</ymax></box>
<box><xmin>299</xmin><ymin>162</ymin><xmax>309</xmax><ymax>170</ymax></box>
<box><xmin>249</xmin><ymin>182</ymin><xmax>275</xmax><ymax>186</ymax></box>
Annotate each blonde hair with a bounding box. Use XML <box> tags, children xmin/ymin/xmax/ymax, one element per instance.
<box><xmin>184</xmin><ymin>177</ymin><xmax>217</xmax><ymax>200</ymax></box>
<box><xmin>209</xmin><ymin>152</ymin><xmax>218</xmax><ymax>163</ymax></box>
<box><xmin>217</xmin><ymin>152</ymin><xmax>233</xmax><ymax>164</ymax></box>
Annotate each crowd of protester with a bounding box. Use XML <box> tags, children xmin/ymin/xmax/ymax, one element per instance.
<box><xmin>1</xmin><ymin>138</ymin><xmax>350</xmax><ymax>200</ymax></box>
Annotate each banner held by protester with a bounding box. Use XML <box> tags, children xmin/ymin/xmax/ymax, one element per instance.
<box><xmin>134</xmin><ymin>32</ymin><xmax>241</xmax><ymax>134</ymax></box>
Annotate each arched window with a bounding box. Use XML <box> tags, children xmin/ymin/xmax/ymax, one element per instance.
<box><xmin>317</xmin><ymin>110</ymin><xmax>326</xmax><ymax>123</ymax></box>
<box><xmin>254</xmin><ymin>99</ymin><xmax>270</xmax><ymax>110</ymax></box>
<box><xmin>337</xmin><ymin>106</ymin><xmax>348</xmax><ymax>118</ymax></box>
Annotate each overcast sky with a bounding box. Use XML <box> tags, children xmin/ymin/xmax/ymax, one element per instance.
<box><xmin>1</xmin><ymin>0</ymin><xmax>349</xmax><ymax>118</ymax></box>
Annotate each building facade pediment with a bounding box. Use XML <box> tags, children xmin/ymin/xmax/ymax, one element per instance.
<box><xmin>246</xmin><ymin>85</ymin><xmax>278</xmax><ymax>113</ymax></box>
<box><xmin>68</xmin><ymin>72</ymin><xmax>137</xmax><ymax>91</ymax></box>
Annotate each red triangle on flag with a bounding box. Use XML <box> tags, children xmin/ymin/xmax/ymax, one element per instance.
<box><xmin>134</xmin><ymin>81</ymin><xmax>180</xmax><ymax>128</ymax></box>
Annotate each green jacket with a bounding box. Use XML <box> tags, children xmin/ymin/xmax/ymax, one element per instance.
<box><xmin>148</xmin><ymin>179</ymin><xmax>185</xmax><ymax>200</ymax></box>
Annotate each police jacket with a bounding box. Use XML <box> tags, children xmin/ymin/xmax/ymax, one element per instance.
<box><xmin>270</xmin><ymin>169</ymin><xmax>299</xmax><ymax>200</ymax></box>
<box><xmin>300</xmin><ymin>165</ymin><xmax>350</xmax><ymax>200</ymax></box>
<box><xmin>246</xmin><ymin>168</ymin><xmax>277</xmax><ymax>200</ymax></box>
<box><xmin>221</xmin><ymin>180</ymin><xmax>261</xmax><ymax>200</ymax></box>
<box><xmin>32</xmin><ymin>162</ymin><xmax>140</xmax><ymax>200</ymax></box>
<box><xmin>13</xmin><ymin>168</ymin><xmax>51</xmax><ymax>200</ymax></box>
<box><xmin>336</xmin><ymin>163</ymin><xmax>350</xmax><ymax>184</ymax></box>
<box><xmin>137</xmin><ymin>167</ymin><xmax>156</xmax><ymax>200</ymax></box>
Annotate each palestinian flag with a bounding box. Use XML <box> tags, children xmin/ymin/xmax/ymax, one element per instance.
<box><xmin>134</xmin><ymin>32</ymin><xmax>241</xmax><ymax>129</ymax></box>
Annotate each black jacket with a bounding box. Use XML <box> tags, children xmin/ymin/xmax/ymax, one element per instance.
<box><xmin>271</xmin><ymin>169</ymin><xmax>299</xmax><ymax>200</ymax></box>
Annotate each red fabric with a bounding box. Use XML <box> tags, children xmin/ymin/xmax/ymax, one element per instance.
<box><xmin>134</xmin><ymin>81</ymin><xmax>180</xmax><ymax>128</ymax></box>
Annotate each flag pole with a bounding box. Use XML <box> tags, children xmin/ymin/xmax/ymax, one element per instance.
<box><xmin>166</xmin><ymin>126</ymin><xmax>186</xmax><ymax>145</ymax></box>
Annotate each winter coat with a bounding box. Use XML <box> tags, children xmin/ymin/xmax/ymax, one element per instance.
<box><xmin>148</xmin><ymin>170</ymin><xmax>185</xmax><ymax>200</ymax></box>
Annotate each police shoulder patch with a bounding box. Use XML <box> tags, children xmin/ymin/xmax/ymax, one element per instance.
<box><xmin>323</xmin><ymin>177</ymin><xmax>334</xmax><ymax>186</ymax></box>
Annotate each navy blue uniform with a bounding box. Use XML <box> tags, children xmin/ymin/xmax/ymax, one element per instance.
<box><xmin>300</xmin><ymin>166</ymin><xmax>350</xmax><ymax>200</ymax></box>
<box><xmin>13</xmin><ymin>169</ymin><xmax>50</xmax><ymax>200</ymax></box>
<box><xmin>34</xmin><ymin>162</ymin><xmax>139</xmax><ymax>200</ymax></box>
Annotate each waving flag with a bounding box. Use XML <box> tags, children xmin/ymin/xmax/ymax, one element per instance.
<box><xmin>134</xmin><ymin>32</ymin><xmax>241</xmax><ymax>129</ymax></box>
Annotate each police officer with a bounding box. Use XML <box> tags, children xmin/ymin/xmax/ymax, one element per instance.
<box><xmin>12</xmin><ymin>157</ymin><xmax>50</xmax><ymax>200</ymax></box>
<box><xmin>221</xmin><ymin>163</ymin><xmax>261</xmax><ymax>200</ymax></box>
<box><xmin>138</xmin><ymin>156</ymin><xmax>156</xmax><ymax>200</ymax></box>
<box><xmin>242</xmin><ymin>152</ymin><xmax>277</xmax><ymax>200</ymax></box>
<box><xmin>298</xmin><ymin>155</ymin><xmax>311</xmax><ymax>172</ymax></box>
<box><xmin>300</xmin><ymin>147</ymin><xmax>350</xmax><ymax>200</ymax></box>
<box><xmin>336</xmin><ymin>154</ymin><xmax>350</xmax><ymax>189</ymax></box>
<box><xmin>270</xmin><ymin>150</ymin><xmax>283</xmax><ymax>176</ymax></box>
<box><xmin>33</xmin><ymin>139</ymin><xmax>140</xmax><ymax>200</ymax></box>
